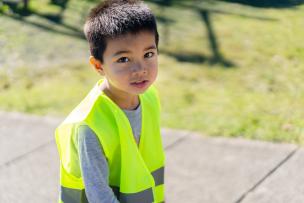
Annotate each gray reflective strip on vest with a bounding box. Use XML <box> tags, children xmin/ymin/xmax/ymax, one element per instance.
<box><xmin>111</xmin><ymin>186</ymin><xmax>154</xmax><ymax>203</ymax></box>
<box><xmin>109</xmin><ymin>167</ymin><xmax>164</xmax><ymax>202</ymax></box>
<box><xmin>119</xmin><ymin>187</ymin><xmax>154</xmax><ymax>203</ymax></box>
<box><xmin>151</xmin><ymin>167</ymin><xmax>164</xmax><ymax>186</ymax></box>
<box><xmin>61</xmin><ymin>186</ymin><xmax>88</xmax><ymax>203</ymax></box>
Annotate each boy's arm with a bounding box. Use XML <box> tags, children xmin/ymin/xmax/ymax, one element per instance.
<box><xmin>77</xmin><ymin>125</ymin><xmax>120</xmax><ymax>203</ymax></box>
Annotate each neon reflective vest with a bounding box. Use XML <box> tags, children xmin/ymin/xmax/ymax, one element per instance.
<box><xmin>55</xmin><ymin>79</ymin><xmax>165</xmax><ymax>203</ymax></box>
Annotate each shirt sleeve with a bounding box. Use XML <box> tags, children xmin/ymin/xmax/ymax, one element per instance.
<box><xmin>77</xmin><ymin>125</ymin><xmax>120</xmax><ymax>203</ymax></box>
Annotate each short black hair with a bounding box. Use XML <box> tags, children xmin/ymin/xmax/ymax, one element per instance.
<box><xmin>84</xmin><ymin>0</ymin><xmax>159</xmax><ymax>63</ymax></box>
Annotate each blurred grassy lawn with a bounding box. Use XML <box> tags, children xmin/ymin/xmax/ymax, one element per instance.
<box><xmin>1</xmin><ymin>0</ymin><xmax>304</xmax><ymax>144</ymax></box>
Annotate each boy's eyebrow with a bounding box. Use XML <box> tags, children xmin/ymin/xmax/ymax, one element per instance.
<box><xmin>144</xmin><ymin>45</ymin><xmax>157</xmax><ymax>51</ymax></box>
<box><xmin>112</xmin><ymin>45</ymin><xmax>157</xmax><ymax>57</ymax></box>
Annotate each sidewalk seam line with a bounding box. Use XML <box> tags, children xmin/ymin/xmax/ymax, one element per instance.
<box><xmin>2</xmin><ymin>129</ymin><xmax>189</xmax><ymax>168</ymax></box>
<box><xmin>0</xmin><ymin>139</ymin><xmax>55</xmax><ymax>169</ymax></box>
<box><xmin>234</xmin><ymin>147</ymin><xmax>299</xmax><ymax>203</ymax></box>
<box><xmin>164</xmin><ymin>132</ymin><xmax>190</xmax><ymax>151</ymax></box>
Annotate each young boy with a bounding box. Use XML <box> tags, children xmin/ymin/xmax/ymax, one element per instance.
<box><xmin>55</xmin><ymin>0</ymin><xmax>165</xmax><ymax>202</ymax></box>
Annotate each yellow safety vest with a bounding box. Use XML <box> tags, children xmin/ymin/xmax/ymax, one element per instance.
<box><xmin>55</xmin><ymin>79</ymin><xmax>165</xmax><ymax>203</ymax></box>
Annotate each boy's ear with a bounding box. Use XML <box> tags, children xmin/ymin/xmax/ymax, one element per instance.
<box><xmin>89</xmin><ymin>56</ymin><xmax>105</xmax><ymax>75</ymax></box>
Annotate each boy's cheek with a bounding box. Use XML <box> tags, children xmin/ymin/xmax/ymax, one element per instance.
<box><xmin>111</xmin><ymin>66</ymin><xmax>130</xmax><ymax>74</ymax></box>
<box><xmin>147</xmin><ymin>59</ymin><xmax>158</xmax><ymax>68</ymax></box>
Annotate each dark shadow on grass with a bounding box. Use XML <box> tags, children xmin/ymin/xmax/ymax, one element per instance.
<box><xmin>166</xmin><ymin>1</ymin><xmax>279</xmax><ymax>21</ymax></box>
<box><xmin>50</xmin><ymin>0</ymin><xmax>69</xmax><ymax>8</ymax></box>
<box><xmin>1</xmin><ymin>0</ymin><xmax>29</xmax><ymax>13</ymax></box>
<box><xmin>155</xmin><ymin>15</ymin><xmax>175</xmax><ymax>46</ymax></box>
<box><xmin>0</xmin><ymin>2</ymin><xmax>31</xmax><ymax>16</ymax></box>
<box><xmin>146</xmin><ymin>0</ymin><xmax>235</xmax><ymax>67</ymax></box>
<box><xmin>0</xmin><ymin>12</ymin><xmax>85</xmax><ymax>40</ymax></box>
<box><xmin>198</xmin><ymin>7</ymin><xmax>278</xmax><ymax>21</ymax></box>
<box><xmin>218</xmin><ymin>0</ymin><xmax>304</xmax><ymax>8</ymax></box>
<box><xmin>145</xmin><ymin>0</ymin><xmax>174</xmax><ymax>6</ymax></box>
<box><xmin>30</xmin><ymin>10</ymin><xmax>82</xmax><ymax>34</ymax></box>
<box><xmin>151</xmin><ymin>0</ymin><xmax>280</xmax><ymax>68</ymax></box>
<box><xmin>146</xmin><ymin>0</ymin><xmax>176</xmax><ymax>45</ymax></box>
<box><xmin>147</xmin><ymin>0</ymin><xmax>236</xmax><ymax>67</ymax></box>
<box><xmin>199</xmin><ymin>10</ymin><xmax>222</xmax><ymax>64</ymax></box>
<box><xmin>0</xmin><ymin>0</ymin><xmax>85</xmax><ymax>40</ymax></box>
<box><xmin>47</xmin><ymin>0</ymin><xmax>69</xmax><ymax>23</ymax></box>
<box><xmin>160</xmin><ymin>50</ymin><xmax>235</xmax><ymax>68</ymax></box>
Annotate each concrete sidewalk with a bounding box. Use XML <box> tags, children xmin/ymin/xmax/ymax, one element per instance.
<box><xmin>0</xmin><ymin>111</ymin><xmax>303</xmax><ymax>203</ymax></box>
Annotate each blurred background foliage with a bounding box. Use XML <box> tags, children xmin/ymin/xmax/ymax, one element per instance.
<box><xmin>1</xmin><ymin>0</ymin><xmax>304</xmax><ymax>144</ymax></box>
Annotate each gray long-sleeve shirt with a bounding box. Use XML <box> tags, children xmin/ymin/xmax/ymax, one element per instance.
<box><xmin>77</xmin><ymin>104</ymin><xmax>142</xmax><ymax>203</ymax></box>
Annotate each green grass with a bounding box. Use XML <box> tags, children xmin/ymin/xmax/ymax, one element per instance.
<box><xmin>1</xmin><ymin>0</ymin><xmax>304</xmax><ymax>145</ymax></box>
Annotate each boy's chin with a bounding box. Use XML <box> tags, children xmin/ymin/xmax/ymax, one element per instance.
<box><xmin>130</xmin><ymin>87</ymin><xmax>149</xmax><ymax>95</ymax></box>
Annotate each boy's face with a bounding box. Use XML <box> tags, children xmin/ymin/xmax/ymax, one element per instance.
<box><xmin>92</xmin><ymin>31</ymin><xmax>158</xmax><ymax>97</ymax></box>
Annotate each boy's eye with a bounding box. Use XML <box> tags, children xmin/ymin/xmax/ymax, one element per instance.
<box><xmin>144</xmin><ymin>52</ymin><xmax>154</xmax><ymax>58</ymax></box>
<box><xmin>117</xmin><ymin>57</ymin><xmax>129</xmax><ymax>63</ymax></box>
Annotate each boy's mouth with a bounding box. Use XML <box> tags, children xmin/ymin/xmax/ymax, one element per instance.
<box><xmin>130</xmin><ymin>80</ymin><xmax>148</xmax><ymax>88</ymax></box>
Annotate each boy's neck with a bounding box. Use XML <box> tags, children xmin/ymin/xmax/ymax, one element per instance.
<box><xmin>100</xmin><ymin>80</ymin><xmax>140</xmax><ymax>110</ymax></box>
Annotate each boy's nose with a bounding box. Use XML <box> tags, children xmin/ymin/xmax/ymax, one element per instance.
<box><xmin>132</xmin><ymin>63</ymin><xmax>147</xmax><ymax>75</ymax></box>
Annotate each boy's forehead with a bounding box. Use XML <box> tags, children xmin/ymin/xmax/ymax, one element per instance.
<box><xmin>106</xmin><ymin>31</ymin><xmax>156</xmax><ymax>51</ymax></box>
